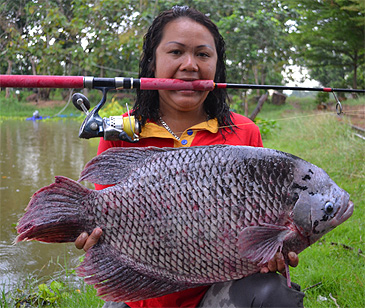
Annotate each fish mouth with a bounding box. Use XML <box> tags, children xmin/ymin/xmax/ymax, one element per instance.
<box><xmin>334</xmin><ymin>200</ymin><xmax>354</xmax><ymax>224</ymax></box>
<box><xmin>342</xmin><ymin>200</ymin><xmax>354</xmax><ymax>221</ymax></box>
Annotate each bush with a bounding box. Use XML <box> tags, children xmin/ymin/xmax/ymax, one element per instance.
<box><xmin>315</xmin><ymin>92</ymin><xmax>330</xmax><ymax>105</ymax></box>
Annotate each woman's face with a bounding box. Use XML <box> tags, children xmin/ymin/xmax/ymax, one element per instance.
<box><xmin>154</xmin><ymin>17</ymin><xmax>217</xmax><ymax>115</ymax></box>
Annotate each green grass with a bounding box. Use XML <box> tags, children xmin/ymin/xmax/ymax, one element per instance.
<box><xmin>260</xmin><ymin>100</ymin><xmax>365</xmax><ymax>308</ymax></box>
<box><xmin>0</xmin><ymin>97</ymin><xmax>81</xmax><ymax>119</ymax></box>
<box><xmin>0</xmin><ymin>278</ymin><xmax>104</xmax><ymax>308</ymax></box>
<box><xmin>0</xmin><ymin>89</ymin><xmax>131</xmax><ymax>119</ymax></box>
<box><xmin>0</xmin><ymin>256</ymin><xmax>104</xmax><ymax>308</ymax></box>
<box><xmin>1</xmin><ymin>95</ymin><xmax>364</xmax><ymax>307</ymax></box>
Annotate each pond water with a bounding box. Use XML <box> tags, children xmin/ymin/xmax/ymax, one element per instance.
<box><xmin>0</xmin><ymin>118</ymin><xmax>98</xmax><ymax>291</ymax></box>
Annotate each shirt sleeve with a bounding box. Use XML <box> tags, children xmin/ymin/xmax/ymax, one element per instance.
<box><xmin>229</xmin><ymin>112</ymin><xmax>263</xmax><ymax>147</ymax></box>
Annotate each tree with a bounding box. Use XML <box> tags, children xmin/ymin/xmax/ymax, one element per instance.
<box><xmin>283</xmin><ymin>0</ymin><xmax>365</xmax><ymax>89</ymax></box>
<box><xmin>0</xmin><ymin>0</ymin><xmax>34</xmax><ymax>96</ymax></box>
<box><xmin>215</xmin><ymin>1</ymin><xmax>295</xmax><ymax>89</ymax></box>
<box><xmin>0</xmin><ymin>0</ymin><xmax>146</xmax><ymax>99</ymax></box>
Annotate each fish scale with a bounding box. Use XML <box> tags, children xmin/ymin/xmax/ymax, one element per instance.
<box><xmin>16</xmin><ymin>145</ymin><xmax>353</xmax><ymax>302</ymax></box>
<box><xmin>107</xmin><ymin>155</ymin><xmax>250</xmax><ymax>280</ymax></box>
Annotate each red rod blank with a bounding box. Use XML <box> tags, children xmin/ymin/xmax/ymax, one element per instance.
<box><xmin>0</xmin><ymin>75</ymin><xmax>84</xmax><ymax>88</ymax></box>
<box><xmin>140</xmin><ymin>78</ymin><xmax>215</xmax><ymax>91</ymax></box>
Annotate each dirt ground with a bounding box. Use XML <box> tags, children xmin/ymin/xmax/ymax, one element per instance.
<box><xmin>28</xmin><ymin>100</ymin><xmax>66</xmax><ymax>108</ymax></box>
<box><xmin>341</xmin><ymin>104</ymin><xmax>365</xmax><ymax>130</ymax></box>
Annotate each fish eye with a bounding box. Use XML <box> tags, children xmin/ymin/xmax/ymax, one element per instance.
<box><xmin>324</xmin><ymin>202</ymin><xmax>334</xmax><ymax>215</ymax></box>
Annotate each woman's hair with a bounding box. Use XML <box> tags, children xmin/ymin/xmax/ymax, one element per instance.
<box><xmin>133</xmin><ymin>6</ymin><xmax>233</xmax><ymax>130</ymax></box>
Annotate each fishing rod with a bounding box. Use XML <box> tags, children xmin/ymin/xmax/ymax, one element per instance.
<box><xmin>1</xmin><ymin>75</ymin><xmax>364</xmax><ymax>143</ymax></box>
<box><xmin>1</xmin><ymin>75</ymin><xmax>364</xmax><ymax>93</ymax></box>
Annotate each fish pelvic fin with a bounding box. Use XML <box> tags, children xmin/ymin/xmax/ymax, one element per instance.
<box><xmin>16</xmin><ymin>176</ymin><xmax>94</xmax><ymax>243</ymax></box>
<box><xmin>237</xmin><ymin>224</ymin><xmax>293</xmax><ymax>266</ymax></box>
<box><xmin>76</xmin><ymin>243</ymin><xmax>196</xmax><ymax>302</ymax></box>
<box><xmin>78</xmin><ymin>147</ymin><xmax>169</xmax><ymax>185</ymax></box>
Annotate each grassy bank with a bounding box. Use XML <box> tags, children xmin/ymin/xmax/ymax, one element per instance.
<box><xmin>0</xmin><ymin>89</ymin><xmax>130</xmax><ymax>119</ymax></box>
<box><xmin>1</xmin><ymin>95</ymin><xmax>364</xmax><ymax>307</ymax></box>
<box><xmin>259</xmin><ymin>103</ymin><xmax>364</xmax><ymax>308</ymax></box>
<box><xmin>0</xmin><ymin>258</ymin><xmax>104</xmax><ymax>308</ymax></box>
<box><xmin>0</xmin><ymin>91</ymin><xmax>80</xmax><ymax>119</ymax></box>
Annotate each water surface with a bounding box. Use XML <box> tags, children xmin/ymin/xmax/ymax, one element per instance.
<box><xmin>0</xmin><ymin>118</ymin><xmax>98</xmax><ymax>290</ymax></box>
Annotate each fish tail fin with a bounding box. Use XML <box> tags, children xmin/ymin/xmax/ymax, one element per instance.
<box><xmin>16</xmin><ymin>176</ymin><xmax>94</xmax><ymax>243</ymax></box>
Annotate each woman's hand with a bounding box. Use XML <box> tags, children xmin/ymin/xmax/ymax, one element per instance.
<box><xmin>260</xmin><ymin>252</ymin><xmax>299</xmax><ymax>276</ymax></box>
<box><xmin>75</xmin><ymin>227</ymin><xmax>103</xmax><ymax>252</ymax></box>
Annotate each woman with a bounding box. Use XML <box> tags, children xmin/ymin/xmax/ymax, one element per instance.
<box><xmin>76</xmin><ymin>6</ymin><xmax>304</xmax><ymax>308</ymax></box>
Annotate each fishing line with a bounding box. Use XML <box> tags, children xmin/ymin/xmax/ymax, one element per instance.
<box><xmin>135</xmin><ymin>104</ymin><xmax>361</xmax><ymax>141</ymax></box>
<box><xmin>339</xmin><ymin>110</ymin><xmax>365</xmax><ymax>116</ymax></box>
<box><xmin>49</xmin><ymin>69</ymin><xmax>84</xmax><ymax>118</ymax></box>
<box><xmin>135</xmin><ymin>112</ymin><xmax>340</xmax><ymax>141</ymax></box>
<box><xmin>1</xmin><ymin>75</ymin><xmax>362</xmax><ymax>140</ymax></box>
<box><xmin>53</xmin><ymin>88</ymin><xmax>74</xmax><ymax>117</ymax></box>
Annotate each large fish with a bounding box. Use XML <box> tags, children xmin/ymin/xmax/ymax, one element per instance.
<box><xmin>16</xmin><ymin>145</ymin><xmax>353</xmax><ymax>302</ymax></box>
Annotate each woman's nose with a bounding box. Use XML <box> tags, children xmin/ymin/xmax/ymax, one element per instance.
<box><xmin>179</xmin><ymin>54</ymin><xmax>198</xmax><ymax>72</ymax></box>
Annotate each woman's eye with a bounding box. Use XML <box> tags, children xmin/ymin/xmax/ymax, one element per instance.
<box><xmin>198</xmin><ymin>52</ymin><xmax>209</xmax><ymax>58</ymax></box>
<box><xmin>169</xmin><ymin>50</ymin><xmax>181</xmax><ymax>55</ymax></box>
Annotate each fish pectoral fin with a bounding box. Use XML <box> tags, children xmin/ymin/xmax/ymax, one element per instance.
<box><xmin>237</xmin><ymin>225</ymin><xmax>292</xmax><ymax>266</ymax></box>
<box><xmin>78</xmin><ymin>147</ymin><xmax>168</xmax><ymax>185</ymax></box>
<box><xmin>76</xmin><ymin>243</ymin><xmax>195</xmax><ymax>302</ymax></box>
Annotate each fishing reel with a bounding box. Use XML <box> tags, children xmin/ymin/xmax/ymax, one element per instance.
<box><xmin>72</xmin><ymin>88</ymin><xmax>140</xmax><ymax>143</ymax></box>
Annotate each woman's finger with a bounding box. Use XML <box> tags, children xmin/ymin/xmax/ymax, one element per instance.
<box><xmin>288</xmin><ymin>251</ymin><xmax>299</xmax><ymax>268</ymax></box>
<box><xmin>275</xmin><ymin>252</ymin><xmax>286</xmax><ymax>274</ymax></box>
<box><xmin>83</xmin><ymin>227</ymin><xmax>103</xmax><ymax>252</ymax></box>
<box><xmin>75</xmin><ymin>232</ymin><xmax>88</xmax><ymax>250</ymax></box>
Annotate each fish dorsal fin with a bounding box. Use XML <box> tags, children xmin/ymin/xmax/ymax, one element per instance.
<box><xmin>77</xmin><ymin>243</ymin><xmax>196</xmax><ymax>302</ymax></box>
<box><xmin>237</xmin><ymin>225</ymin><xmax>292</xmax><ymax>266</ymax></box>
<box><xmin>79</xmin><ymin>147</ymin><xmax>170</xmax><ymax>185</ymax></box>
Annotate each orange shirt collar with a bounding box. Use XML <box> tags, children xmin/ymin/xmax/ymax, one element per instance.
<box><xmin>140</xmin><ymin>119</ymin><xmax>218</xmax><ymax>147</ymax></box>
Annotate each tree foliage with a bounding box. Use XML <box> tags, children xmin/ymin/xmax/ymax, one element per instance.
<box><xmin>283</xmin><ymin>0</ymin><xmax>365</xmax><ymax>89</ymax></box>
<box><xmin>215</xmin><ymin>0</ymin><xmax>295</xmax><ymax>87</ymax></box>
<box><xmin>0</xmin><ymin>0</ymin><xmax>364</xmax><ymax>98</ymax></box>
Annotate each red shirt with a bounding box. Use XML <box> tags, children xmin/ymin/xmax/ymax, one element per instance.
<box><xmin>96</xmin><ymin>112</ymin><xmax>263</xmax><ymax>307</ymax></box>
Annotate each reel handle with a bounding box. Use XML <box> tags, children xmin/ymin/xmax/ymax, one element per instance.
<box><xmin>72</xmin><ymin>93</ymin><xmax>90</xmax><ymax>114</ymax></box>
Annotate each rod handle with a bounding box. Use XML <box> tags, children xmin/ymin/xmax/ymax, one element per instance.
<box><xmin>140</xmin><ymin>78</ymin><xmax>215</xmax><ymax>91</ymax></box>
<box><xmin>0</xmin><ymin>75</ymin><xmax>84</xmax><ymax>88</ymax></box>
